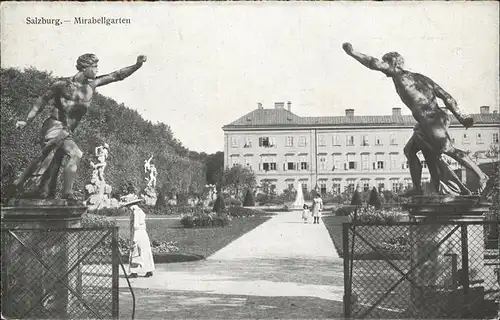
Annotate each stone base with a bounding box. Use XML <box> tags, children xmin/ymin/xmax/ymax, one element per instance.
<box><xmin>2</xmin><ymin>198</ymin><xmax>87</xmax><ymax>229</ymax></box>
<box><xmin>1</xmin><ymin>199</ymin><xmax>86</xmax><ymax>318</ymax></box>
<box><xmin>404</xmin><ymin>195</ymin><xmax>494</xmax><ymax>318</ymax></box>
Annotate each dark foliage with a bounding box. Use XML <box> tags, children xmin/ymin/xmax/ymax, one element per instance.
<box><xmin>243</xmin><ymin>189</ymin><xmax>255</xmax><ymax>207</ymax></box>
<box><xmin>367</xmin><ymin>187</ymin><xmax>382</xmax><ymax>210</ymax></box>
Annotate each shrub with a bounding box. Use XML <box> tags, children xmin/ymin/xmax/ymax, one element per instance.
<box><xmin>87</xmin><ymin>207</ymin><xmax>128</xmax><ymax>217</ymax></box>
<box><xmin>243</xmin><ymin>189</ymin><xmax>256</xmax><ymax>207</ymax></box>
<box><xmin>354</xmin><ymin>207</ymin><xmax>407</xmax><ymax>224</ymax></box>
<box><xmin>367</xmin><ymin>187</ymin><xmax>382</xmax><ymax>210</ymax></box>
<box><xmin>351</xmin><ymin>189</ymin><xmax>362</xmax><ymax>206</ymax></box>
<box><xmin>213</xmin><ymin>194</ymin><xmax>226</xmax><ymax>213</ymax></box>
<box><xmin>181</xmin><ymin>211</ymin><xmax>231</xmax><ymax>228</ymax></box>
<box><xmin>81</xmin><ymin>213</ymin><xmax>117</xmax><ymax>227</ymax></box>
<box><xmin>225</xmin><ymin>198</ymin><xmax>242</xmax><ymax>207</ymax></box>
<box><xmin>335</xmin><ymin>205</ymin><xmax>357</xmax><ymax>217</ymax></box>
<box><xmin>227</xmin><ymin>206</ymin><xmax>260</xmax><ymax>217</ymax></box>
<box><xmin>259</xmin><ymin>199</ymin><xmax>284</xmax><ymax>206</ymax></box>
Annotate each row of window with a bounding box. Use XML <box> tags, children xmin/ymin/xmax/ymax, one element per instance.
<box><xmin>230</xmin><ymin>153</ymin><xmax>427</xmax><ymax>171</ymax></box>
<box><xmin>231</xmin><ymin>132</ymin><xmax>500</xmax><ymax>148</ymax></box>
<box><xmin>262</xmin><ymin>178</ymin><xmax>415</xmax><ymax>195</ymax></box>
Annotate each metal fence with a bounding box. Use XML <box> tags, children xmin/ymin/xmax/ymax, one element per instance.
<box><xmin>342</xmin><ymin>221</ymin><xmax>500</xmax><ymax>319</ymax></box>
<box><xmin>1</xmin><ymin>227</ymin><xmax>120</xmax><ymax>319</ymax></box>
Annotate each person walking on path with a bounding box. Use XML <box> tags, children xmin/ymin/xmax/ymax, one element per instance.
<box><xmin>301</xmin><ymin>204</ymin><xmax>310</xmax><ymax>223</ymax></box>
<box><xmin>122</xmin><ymin>198</ymin><xmax>155</xmax><ymax>278</ymax></box>
<box><xmin>310</xmin><ymin>193</ymin><xmax>323</xmax><ymax>224</ymax></box>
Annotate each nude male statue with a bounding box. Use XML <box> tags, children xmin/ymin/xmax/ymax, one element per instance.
<box><xmin>342</xmin><ymin>42</ymin><xmax>492</xmax><ymax>197</ymax></box>
<box><xmin>9</xmin><ymin>54</ymin><xmax>147</xmax><ymax>201</ymax></box>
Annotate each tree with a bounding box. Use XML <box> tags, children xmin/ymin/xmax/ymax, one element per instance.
<box><xmin>213</xmin><ymin>193</ymin><xmax>226</xmax><ymax>214</ymax></box>
<box><xmin>367</xmin><ymin>187</ymin><xmax>382</xmax><ymax>210</ymax></box>
<box><xmin>221</xmin><ymin>165</ymin><xmax>257</xmax><ymax>200</ymax></box>
<box><xmin>243</xmin><ymin>189</ymin><xmax>255</xmax><ymax>207</ymax></box>
<box><xmin>351</xmin><ymin>188</ymin><xmax>362</xmax><ymax>206</ymax></box>
<box><xmin>205</xmin><ymin>151</ymin><xmax>224</xmax><ymax>185</ymax></box>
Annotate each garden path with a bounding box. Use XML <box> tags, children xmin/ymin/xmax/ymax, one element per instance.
<box><xmin>119</xmin><ymin>210</ymin><xmax>344</xmax><ymax>319</ymax></box>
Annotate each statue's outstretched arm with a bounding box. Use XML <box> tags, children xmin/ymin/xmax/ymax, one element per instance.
<box><xmin>342</xmin><ymin>43</ymin><xmax>392</xmax><ymax>75</ymax></box>
<box><xmin>93</xmin><ymin>55</ymin><xmax>147</xmax><ymax>87</ymax></box>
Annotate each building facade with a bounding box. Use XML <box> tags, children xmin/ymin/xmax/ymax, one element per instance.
<box><xmin>222</xmin><ymin>102</ymin><xmax>500</xmax><ymax>195</ymax></box>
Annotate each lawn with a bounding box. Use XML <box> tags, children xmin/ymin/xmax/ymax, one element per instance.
<box><xmin>114</xmin><ymin>213</ymin><xmax>273</xmax><ymax>258</ymax></box>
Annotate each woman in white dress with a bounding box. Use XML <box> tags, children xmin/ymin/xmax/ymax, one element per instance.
<box><xmin>311</xmin><ymin>193</ymin><xmax>324</xmax><ymax>224</ymax></box>
<box><xmin>122</xmin><ymin>199</ymin><xmax>155</xmax><ymax>278</ymax></box>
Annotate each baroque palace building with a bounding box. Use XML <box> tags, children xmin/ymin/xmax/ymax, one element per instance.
<box><xmin>222</xmin><ymin>102</ymin><xmax>500</xmax><ymax>195</ymax></box>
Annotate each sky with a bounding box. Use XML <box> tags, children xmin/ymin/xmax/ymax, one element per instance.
<box><xmin>1</xmin><ymin>2</ymin><xmax>499</xmax><ymax>154</ymax></box>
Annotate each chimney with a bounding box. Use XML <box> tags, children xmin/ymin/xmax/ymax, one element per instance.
<box><xmin>392</xmin><ymin>107</ymin><xmax>401</xmax><ymax>117</ymax></box>
<box><xmin>257</xmin><ymin>102</ymin><xmax>263</xmax><ymax>110</ymax></box>
<box><xmin>480</xmin><ymin>106</ymin><xmax>490</xmax><ymax>114</ymax></box>
<box><xmin>287</xmin><ymin>101</ymin><xmax>292</xmax><ymax>112</ymax></box>
<box><xmin>345</xmin><ymin>109</ymin><xmax>354</xmax><ymax>117</ymax></box>
<box><xmin>274</xmin><ymin>102</ymin><xmax>285</xmax><ymax>110</ymax></box>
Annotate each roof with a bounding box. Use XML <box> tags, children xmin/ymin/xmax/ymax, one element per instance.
<box><xmin>223</xmin><ymin>108</ymin><xmax>500</xmax><ymax>129</ymax></box>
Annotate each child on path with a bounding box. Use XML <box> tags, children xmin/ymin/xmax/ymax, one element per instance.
<box><xmin>302</xmin><ymin>204</ymin><xmax>310</xmax><ymax>223</ymax></box>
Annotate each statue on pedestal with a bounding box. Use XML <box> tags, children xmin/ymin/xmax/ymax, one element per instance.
<box><xmin>343</xmin><ymin>43</ymin><xmax>494</xmax><ymax>198</ymax></box>
<box><xmin>6</xmin><ymin>53</ymin><xmax>147</xmax><ymax>203</ymax></box>
<box><xmin>141</xmin><ymin>155</ymin><xmax>158</xmax><ymax>205</ymax></box>
<box><xmin>84</xmin><ymin>142</ymin><xmax>118</xmax><ymax>209</ymax></box>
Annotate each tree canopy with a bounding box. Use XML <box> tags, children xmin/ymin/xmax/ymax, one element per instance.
<box><xmin>1</xmin><ymin>67</ymin><xmax>208</xmax><ymax>200</ymax></box>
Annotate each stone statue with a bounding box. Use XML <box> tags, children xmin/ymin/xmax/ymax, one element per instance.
<box><xmin>342</xmin><ymin>43</ymin><xmax>493</xmax><ymax>197</ymax></box>
<box><xmin>141</xmin><ymin>155</ymin><xmax>158</xmax><ymax>205</ymax></box>
<box><xmin>7</xmin><ymin>54</ymin><xmax>147</xmax><ymax>202</ymax></box>
<box><xmin>84</xmin><ymin>142</ymin><xmax>118</xmax><ymax>210</ymax></box>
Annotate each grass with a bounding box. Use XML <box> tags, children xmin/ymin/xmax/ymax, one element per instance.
<box><xmin>114</xmin><ymin>213</ymin><xmax>273</xmax><ymax>258</ymax></box>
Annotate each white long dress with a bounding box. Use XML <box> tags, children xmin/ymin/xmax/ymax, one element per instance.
<box><xmin>311</xmin><ymin>197</ymin><xmax>323</xmax><ymax>218</ymax></box>
<box><xmin>129</xmin><ymin>205</ymin><xmax>155</xmax><ymax>274</ymax></box>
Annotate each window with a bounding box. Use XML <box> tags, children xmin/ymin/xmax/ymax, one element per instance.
<box><xmin>374</xmin><ymin>154</ymin><xmax>385</xmax><ymax>170</ymax></box>
<box><xmin>346</xmin><ymin>154</ymin><xmax>357</xmax><ymax>170</ymax></box>
<box><xmin>259</xmin><ymin>137</ymin><xmax>276</xmax><ymax>147</ymax></box>
<box><xmin>392</xmin><ymin>180</ymin><xmax>401</xmax><ymax>192</ymax></box>
<box><xmin>477</xmin><ymin>133</ymin><xmax>484</xmax><ymax>144</ymax></box>
<box><xmin>363</xmin><ymin>182</ymin><xmax>370</xmax><ymax>192</ymax></box>
<box><xmin>361</xmin><ymin>154</ymin><xmax>369</xmax><ymax>170</ymax></box>
<box><xmin>421</xmin><ymin>160</ymin><xmax>427</xmax><ymax>168</ymax></box>
<box><xmin>390</xmin><ymin>134</ymin><xmax>398</xmax><ymax>145</ymax></box>
<box><xmin>333</xmin><ymin>181</ymin><xmax>341</xmax><ymax>194</ymax></box>
<box><xmin>301</xmin><ymin>183</ymin><xmax>308</xmax><ymax>193</ymax></box>
<box><xmin>285</xmin><ymin>136</ymin><xmax>294</xmax><ymax>147</ymax></box>
<box><xmin>319</xmin><ymin>182</ymin><xmax>327</xmax><ymax>195</ymax></box>
<box><xmin>284</xmin><ymin>155</ymin><xmax>296</xmax><ymax>171</ymax></box>
<box><xmin>332</xmin><ymin>154</ymin><xmax>341</xmax><ymax>171</ymax></box>
<box><xmin>332</xmin><ymin>135</ymin><xmax>341</xmax><ymax>146</ymax></box>
<box><xmin>346</xmin><ymin>135</ymin><xmax>355</xmax><ymax>146</ymax></box>
<box><xmin>375</xmin><ymin>136</ymin><xmax>383</xmax><ymax>145</ymax></box>
<box><xmin>346</xmin><ymin>180</ymin><xmax>356</xmax><ymax>193</ymax></box>
<box><xmin>378</xmin><ymin>182</ymin><xmax>385</xmax><ymax>193</ymax></box>
<box><xmin>230</xmin><ymin>155</ymin><xmax>239</xmax><ymax>167</ymax></box>
<box><xmin>260</xmin><ymin>155</ymin><xmax>277</xmax><ymax>171</ymax></box>
<box><xmin>318</xmin><ymin>135</ymin><xmax>326</xmax><ymax>147</ymax></box>
<box><xmin>361</xmin><ymin>135</ymin><xmax>369</xmax><ymax>146</ymax></box>
<box><xmin>243</xmin><ymin>137</ymin><xmax>252</xmax><ymax>148</ymax></box>
<box><xmin>318</xmin><ymin>155</ymin><xmax>327</xmax><ymax>170</ymax></box>
<box><xmin>390</xmin><ymin>153</ymin><xmax>398</xmax><ymax>170</ymax></box>
<box><xmin>463</xmin><ymin>133</ymin><xmax>469</xmax><ymax>144</ymax></box>
<box><xmin>493</xmin><ymin>133</ymin><xmax>499</xmax><ymax>143</ymax></box>
<box><xmin>244</xmin><ymin>155</ymin><xmax>252</xmax><ymax>167</ymax></box>
<box><xmin>287</xmin><ymin>183</ymin><xmax>294</xmax><ymax>191</ymax></box>
<box><xmin>299</xmin><ymin>154</ymin><xmax>308</xmax><ymax>170</ymax></box>
<box><xmin>404</xmin><ymin>178</ymin><xmax>412</xmax><ymax>191</ymax></box>
<box><xmin>299</xmin><ymin>136</ymin><xmax>307</xmax><ymax>147</ymax></box>
<box><xmin>231</xmin><ymin>137</ymin><xmax>239</xmax><ymax>148</ymax></box>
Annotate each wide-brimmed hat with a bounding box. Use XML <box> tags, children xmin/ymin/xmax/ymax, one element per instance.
<box><xmin>120</xmin><ymin>199</ymin><xmax>143</xmax><ymax>208</ymax></box>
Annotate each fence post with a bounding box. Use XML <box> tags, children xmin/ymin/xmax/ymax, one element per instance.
<box><xmin>460</xmin><ymin>223</ymin><xmax>470</xmax><ymax>318</ymax></box>
<box><xmin>343</xmin><ymin>223</ymin><xmax>351</xmax><ymax>319</ymax></box>
<box><xmin>111</xmin><ymin>227</ymin><xmax>119</xmax><ymax>319</ymax></box>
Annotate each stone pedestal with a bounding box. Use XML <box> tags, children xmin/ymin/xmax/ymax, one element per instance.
<box><xmin>403</xmin><ymin>195</ymin><xmax>493</xmax><ymax>318</ymax></box>
<box><xmin>1</xmin><ymin>199</ymin><xmax>87</xmax><ymax>319</ymax></box>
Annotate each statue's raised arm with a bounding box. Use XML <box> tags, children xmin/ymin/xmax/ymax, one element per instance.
<box><xmin>92</xmin><ymin>55</ymin><xmax>147</xmax><ymax>88</ymax></box>
<box><xmin>342</xmin><ymin>42</ymin><xmax>394</xmax><ymax>76</ymax></box>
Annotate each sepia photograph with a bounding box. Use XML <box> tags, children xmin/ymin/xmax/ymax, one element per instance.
<box><xmin>1</xmin><ymin>1</ymin><xmax>499</xmax><ymax>319</ymax></box>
